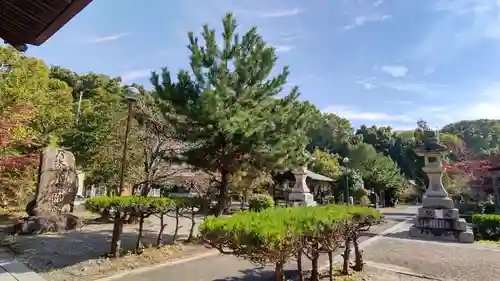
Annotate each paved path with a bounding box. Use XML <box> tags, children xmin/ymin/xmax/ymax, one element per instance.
<box><xmin>362</xmin><ymin>219</ymin><xmax>500</xmax><ymax>281</ymax></box>
<box><xmin>0</xmin><ymin>250</ymin><xmax>46</xmax><ymax>281</ymax></box>
<box><xmin>112</xmin><ymin>206</ymin><xmax>418</xmax><ymax>281</ymax></box>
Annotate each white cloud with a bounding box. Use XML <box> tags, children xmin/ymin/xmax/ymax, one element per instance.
<box><xmin>373</xmin><ymin>0</ymin><xmax>385</xmax><ymax>7</ymax></box>
<box><xmin>380</xmin><ymin>64</ymin><xmax>409</xmax><ymax>77</ymax></box>
<box><xmin>278</xmin><ymin>31</ymin><xmax>300</xmax><ymax>41</ymax></box>
<box><xmin>388</xmin><ymin>100</ymin><xmax>413</xmax><ymax>105</ymax></box>
<box><xmin>121</xmin><ymin>69</ymin><xmax>152</xmax><ymax>82</ymax></box>
<box><xmin>343</xmin><ymin>14</ymin><xmax>391</xmax><ymax>30</ymax></box>
<box><xmin>382</xmin><ymin>80</ymin><xmax>448</xmax><ymax>96</ymax></box>
<box><xmin>322</xmin><ymin>105</ymin><xmax>412</xmax><ymax>122</ymax></box>
<box><xmin>274</xmin><ymin>45</ymin><xmax>295</xmax><ymax>52</ymax></box>
<box><xmin>87</xmin><ymin>33</ymin><xmax>129</xmax><ymax>43</ymax></box>
<box><xmin>413</xmin><ymin>0</ymin><xmax>500</xmax><ymax>63</ymax></box>
<box><xmin>356</xmin><ymin>80</ymin><xmax>376</xmax><ymax>89</ymax></box>
<box><xmin>424</xmin><ymin>67</ymin><xmax>435</xmax><ymax>75</ymax></box>
<box><xmin>257</xmin><ymin>7</ymin><xmax>302</xmax><ymax>18</ymax></box>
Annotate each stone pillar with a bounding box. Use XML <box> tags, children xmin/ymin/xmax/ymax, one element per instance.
<box><xmin>409</xmin><ymin>131</ymin><xmax>473</xmax><ymax>243</ymax></box>
<box><xmin>76</xmin><ymin>170</ymin><xmax>85</xmax><ymax>197</ymax></box>
<box><xmin>288</xmin><ymin>167</ymin><xmax>317</xmax><ymax>206</ymax></box>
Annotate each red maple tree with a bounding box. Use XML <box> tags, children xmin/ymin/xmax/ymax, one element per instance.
<box><xmin>0</xmin><ymin>104</ymin><xmax>37</xmax><ymax>168</ymax></box>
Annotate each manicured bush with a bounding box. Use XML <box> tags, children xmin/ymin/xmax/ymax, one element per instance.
<box><xmin>472</xmin><ymin>214</ymin><xmax>500</xmax><ymax>241</ymax></box>
<box><xmin>248</xmin><ymin>194</ymin><xmax>274</xmax><ymax>212</ymax></box>
<box><xmin>86</xmin><ymin>196</ymin><xmax>176</xmax><ymax>256</ymax></box>
<box><xmin>164</xmin><ymin>196</ymin><xmax>202</xmax><ymax>243</ymax></box>
<box><xmin>85</xmin><ymin>195</ymin><xmax>174</xmax><ymax>214</ymax></box>
<box><xmin>199</xmin><ymin>204</ymin><xmax>382</xmax><ymax>281</ymax></box>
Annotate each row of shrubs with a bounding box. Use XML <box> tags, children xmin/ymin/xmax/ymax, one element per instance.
<box><xmin>199</xmin><ymin>204</ymin><xmax>383</xmax><ymax>281</ymax></box>
<box><xmin>85</xmin><ymin>195</ymin><xmax>201</xmax><ymax>257</ymax></box>
<box><xmin>473</xmin><ymin>214</ymin><xmax>500</xmax><ymax>241</ymax></box>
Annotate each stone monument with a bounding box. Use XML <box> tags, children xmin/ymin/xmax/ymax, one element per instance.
<box><xmin>288</xmin><ymin>166</ymin><xmax>317</xmax><ymax>206</ymax></box>
<box><xmin>409</xmin><ymin>130</ymin><xmax>474</xmax><ymax>243</ymax></box>
<box><xmin>11</xmin><ymin>147</ymin><xmax>81</xmax><ymax>235</ymax></box>
<box><xmin>27</xmin><ymin>147</ymin><xmax>79</xmax><ymax>216</ymax></box>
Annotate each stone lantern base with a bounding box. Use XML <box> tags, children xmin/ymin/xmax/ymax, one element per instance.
<box><xmin>409</xmin><ymin>197</ymin><xmax>474</xmax><ymax>243</ymax></box>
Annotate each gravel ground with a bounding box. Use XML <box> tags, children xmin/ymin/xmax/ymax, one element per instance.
<box><xmin>362</xmin><ymin>235</ymin><xmax>500</xmax><ymax>281</ymax></box>
<box><xmin>0</xmin><ymin>211</ymin><xmax>209</xmax><ymax>281</ymax></box>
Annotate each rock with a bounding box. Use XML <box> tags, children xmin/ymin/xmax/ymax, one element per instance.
<box><xmin>8</xmin><ymin>214</ymin><xmax>82</xmax><ymax>235</ymax></box>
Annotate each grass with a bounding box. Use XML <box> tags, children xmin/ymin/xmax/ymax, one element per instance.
<box><xmin>478</xmin><ymin>240</ymin><xmax>500</xmax><ymax>244</ymax></box>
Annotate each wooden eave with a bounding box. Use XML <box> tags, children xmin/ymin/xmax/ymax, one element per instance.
<box><xmin>0</xmin><ymin>0</ymin><xmax>93</xmax><ymax>46</ymax></box>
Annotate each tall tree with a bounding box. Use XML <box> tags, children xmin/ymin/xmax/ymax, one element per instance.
<box><xmin>53</xmin><ymin>68</ymin><xmax>144</xmax><ymax>193</ymax></box>
<box><xmin>0</xmin><ymin>46</ymin><xmax>74</xmax><ymax>207</ymax></box>
<box><xmin>152</xmin><ymin>13</ymin><xmax>318</xmax><ymax>215</ymax></box>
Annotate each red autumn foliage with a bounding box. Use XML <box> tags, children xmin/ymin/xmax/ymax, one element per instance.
<box><xmin>0</xmin><ymin>104</ymin><xmax>37</xmax><ymax>168</ymax></box>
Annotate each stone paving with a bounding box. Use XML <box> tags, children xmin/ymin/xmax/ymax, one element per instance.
<box><xmin>362</xmin><ymin>221</ymin><xmax>500</xmax><ymax>281</ymax></box>
<box><xmin>0</xmin><ymin>249</ymin><xmax>46</xmax><ymax>281</ymax></box>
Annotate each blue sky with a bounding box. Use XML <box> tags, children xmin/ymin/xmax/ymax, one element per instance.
<box><xmin>26</xmin><ymin>0</ymin><xmax>500</xmax><ymax>130</ymax></box>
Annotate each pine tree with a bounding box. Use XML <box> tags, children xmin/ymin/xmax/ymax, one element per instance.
<box><xmin>152</xmin><ymin>13</ymin><xmax>319</xmax><ymax>215</ymax></box>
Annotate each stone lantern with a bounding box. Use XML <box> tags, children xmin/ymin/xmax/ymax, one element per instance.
<box><xmin>409</xmin><ymin>130</ymin><xmax>473</xmax><ymax>243</ymax></box>
<box><xmin>288</xmin><ymin>152</ymin><xmax>317</xmax><ymax>206</ymax></box>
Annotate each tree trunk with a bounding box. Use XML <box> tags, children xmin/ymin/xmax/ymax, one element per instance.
<box><xmin>297</xmin><ymin>247</ymin><xmax>304</xmax><ymax>281</ymax></box>
<box><xmin>328</xmin><ymin>251</ymin><xmax>333</xmax><ymax>281</ymax></box>
<box><xmin>135</xmin><ymin>213</ymin><xmax>145</xmax><ymax>252</ymax></box>
<box><xmin>156</xmin><ymin>212</ymin><xmax>167</xmax><ymax>246</ymax></box>
<box><xmin>353</xmin><ymin>235</ymin><xmax>364</xmax><ymax>271</ymax></box>
<box><xmin>186</xmin><ymin>206</ymin><xmax>196</xmax><ymax>242</ymax></box>
<box><xmin>109</xmin><ymin>212</ymin><xmax>124</xmax><ymax>258</ymax></box>
<box><xmin>275</xmin><ymin>261</ymin><xmax>284</xmax><ymax>281</ymax></box>
<box><xmin>172</xmin><ymin>208</ymin><xmax>180</xmax><ymax>243</ymax></box>
<box><xmin>310</xmin><ymin>242</ymin><xmax>320</xmax><ymax>281</ymax></box>
<box><xmin>341</xmin><ymin>238</ymin><xmax>351</xmax><ymax>275</ymax></box>
<box><xmin>216</xmin><ymin>171</ymin><xmax>230</xmax><ymax>216</ymax></box>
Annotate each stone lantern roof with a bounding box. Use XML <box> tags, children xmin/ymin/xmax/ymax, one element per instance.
<box><xmin>415</xmin><ymin>130</ymin><xmax>449</xmax><ymax>155</ymax></box>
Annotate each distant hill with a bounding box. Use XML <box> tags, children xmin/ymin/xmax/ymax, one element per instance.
<box><xmin>441</xmin><ymin>119</ymin><xmax>500</xmax><ymax>156</ymax></box>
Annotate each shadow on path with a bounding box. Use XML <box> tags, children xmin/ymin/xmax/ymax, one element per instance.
<box><xmin>212</xmin><ymin>268</ymin><xmax>298</xmax><ymax>281</ymax></box>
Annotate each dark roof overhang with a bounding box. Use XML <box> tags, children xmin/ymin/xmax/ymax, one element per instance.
<box><xmin>0</xmin><ymin>0</ymin><xmax>93</xmax><ymax>48</ymax></box>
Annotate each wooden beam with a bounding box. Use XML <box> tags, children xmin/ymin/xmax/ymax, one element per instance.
<box><xmin>33</xmin><ymin>0</ymin><xmax>93</xmax><ymax>45</ymax></box>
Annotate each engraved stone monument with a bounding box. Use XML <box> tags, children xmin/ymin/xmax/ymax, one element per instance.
<box><xmin>409</xmin><ymin>130</ymin><xmax>474</xmax><ymax>243</ymax></box>
<box><xmin>27</xmin><ymin>147</ymin><xmax>78</xmax><ymax>216</ymax></box>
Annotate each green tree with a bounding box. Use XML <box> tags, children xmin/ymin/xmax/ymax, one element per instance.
<box><xmin>310</xmin><ymin>148</ymin><xmax>342</xmax><ymax>179</ymax></box>
<box><xmin>152</xmin><ymin>13</ymin><xmax>318</xmax><ymax>215</ymax></box>
<box><xmin>359</xmin><ymin>153</ymin><xmax>406</xmax><ymax>204</ymax></box>
<box><xmin>0</xmin><ymin>46</ymin><xmax>74</xmax><ymax>207</ymax></box>
<box><xmin>53</xmin><ymin>68</ymin><xmax>144</xmax><ymax>194</ymax></box>
<box><xmin>308</xmin><ymin>113</ymin><xmax>359</xmax><ymax>155</ymax></box>
<box><xmin>441</xmin><ymin>119</ymin><xmax>500</xmax><ymax>156</ymax></box>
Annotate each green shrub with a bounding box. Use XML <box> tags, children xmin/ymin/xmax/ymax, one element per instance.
<box><xmin>359</xmin><ymin>195</ymin><xmax>371</xmax><ymax>206</ymax></box>
<box><xmin>457</xmin><ymin>202</ymin><xmax>496</xmax><ymax>215</ymax></box>
<box><xmin>85</xmin><ymin>195</ymin><xmax>175</xmax><ymax>215</ymax></box>
<box><xmin>248</xmin><ymin>194</ymin><xmax>274</xmax><ymax>212</ymax></box>
<box><xmin>472</xmin><ymin>214</ymin><xmax>500</xmax><ymax>241</ymax></box>
<box><xmin>352</xmin><ymin>188</ymin><xmax>368</xmax><ymax>202</ymax></box>
<box><xmin>199</xmin><ymin>204</ymin><xmax>382</xmax><ymax>281</ymax></box>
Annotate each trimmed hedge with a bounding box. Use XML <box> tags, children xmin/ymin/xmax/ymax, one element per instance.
<box><xmin>199</xmin><ymin>204</ymin><xmax>383</xmax><ymax>281</ymax></box>
<box><xmin>248</xmin><ymin>194</ymin><xmax>274</xmax><ymax>212</ymax></box>
<box><xmin>85</xmin><ymin>195</ymin><xmax>202</xmax><ymax>256</ymax></box>
<box><xmin>473</xmin><ymin>214</ymin><xmax>500</xmax><ymax>241</ymax></box>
